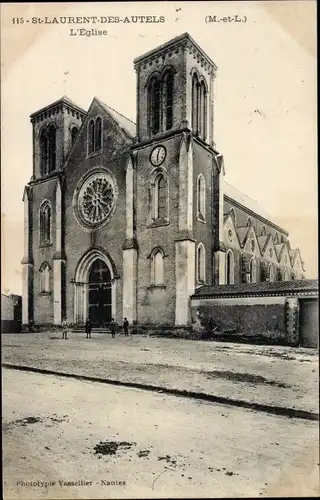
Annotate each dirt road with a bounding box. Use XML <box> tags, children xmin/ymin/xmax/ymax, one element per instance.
<box><xmin>2</xmin><ymin>333</ymin><xmax>318</xmax><ymax>413</ymax></box>
<box><xmin>3</xmin><ymin>368</ymin><xmax>319</xmax><ymax>499</ymax></box>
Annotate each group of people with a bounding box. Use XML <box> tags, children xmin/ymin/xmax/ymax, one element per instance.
<box><xmin>61</xmin><ymin>317</ymin><xmax>130</xmax><ymax>339</ymax></box>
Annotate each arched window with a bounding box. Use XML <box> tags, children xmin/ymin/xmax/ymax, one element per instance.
<box><xmin>246</xmin><ymin>217</ymin><xmax>252</xmax><ymax>227</ymax></box>
<box><xmin>151</xmin><ymin>249</ymin><xmax>164</xmax><ymax>285</ymax></box>
<box><xmin>48</xmin><ymin>125</ymin><xmax>56</xmax><ymax>173</ymax></box>
<box><xmin>163</xmin><ymin>70</ymin><xmax>174</xmax><ymax>131</ymax></box>
<box><xmin>40</xmin><ymin>262</ymin><xmax>50</xmax><ymax>293</ymax></box>
<box><xmin>199</xmin><ymin>80</ymin><xmax>207</xmax><ymax>140</ymax></box>
<box><xmin>71</xmin><ymin>126</ymin><xmax>78</xmax><ymax>145</ymax></box>
<box><xmin>249</xmin><ymin>257</ymin><xmax>257</xmax><ymax>284</ymax></box>
<box><xmin>192</xmin><ymin>73</ymin><xmax>199</xmax><ymax>134</ymax></box>
<box><xmin>40</xmin><ymin>202</ymin><xmax>51</xmax><ymax>244</ymax></box>
<box><xmin>268</xmin><ymin>263</ymin><xmax>275</xmax><ymax>282</ymax></box>
<box><xmin>88</xmin><ymin>119</ymin><xmax>95</xmax><ymax>154</ymax></box>
<box><xmin>226</xmin><ymin>250</ymin><xmax>235</xmax><ymax>285</ymax></box>
<box><xmin>153</xmin><ymin>173</ymin><xmax>167</xmax><ymax>220</ymax></box>
<box><xmin>148</xmin><ymin>76</ymin><xmax>161</xmax><ymax>135</ymax></box>
<box><xmin>197</xmin><ymin>174</ymin><xmax>206</xmax><ymax>220</ymax></box>
<box><xmin>95</xmin><ymin>117</ymin><xmax>102</xmax><ymax>150</ymax></box>
<box><xmin>283</xmin><ymin>268</ymin><xmax>289</xmax><ymax>281</ymax></box>
<box><xmin>261</xmin><ymin>226</ymin><xmax>266</xmax><ymax>236</ymax></box>
<box><xmin>273</xmin><ymin>233</ymin><xmax>279</xmax><ymax>244</ymax></box>
<box><xmin>40</xmin><ymin>129</ymin><xmax>48</xmax><ymax>176</ymax></box>
<box><xmin>196</xmin><ymin>243</ymin><xmax>206</xmax><ymax>283</ymax></box>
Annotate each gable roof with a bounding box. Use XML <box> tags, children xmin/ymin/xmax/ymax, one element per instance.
<box><xmin>224</xmin><ymin>182</ymin><xmax>272</xmax><ymax>220</ymax></box>
<box><xmin>257</xmin><ymin>235</ymin><xmax>269</xmax><ymax>253</ymax></box>
<box><xmin>274</xmin><ymin>243</ymin><xmax>284</xmax><ymax>260</ymax></box>
<box><xmin>223</xmin><ymin>182</ymin><xmax>287</xmax><ymax>234</ymax></box>
<box><xmin>236</xmin><ymin>226</ymin><xmax>250</xmax><ymax>246</ymax></box>
<box><xmin>95</xmin><ymin>98</ymin><xmax>136</xmax><ymax>138</ymax></box>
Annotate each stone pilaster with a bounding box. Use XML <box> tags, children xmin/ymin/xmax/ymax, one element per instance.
<box><xmin>213</xmin><ymin>154</ymin><xmax>226</xmax><ymax>284</ymax></box>
<box><xmin>122</xmin><ymin>154</ymin><xmax>138</xmax><ymax>324</ymax></box>
<box><xmin>285</xmin><ymin>297</ymin><xmax>300</xmax><ymax>346</ymax></box>
<box><xmin>175</xmin><ymin>133</ymin><xmax>196</xmax><ymax>326</ymax></box>
<box><xmin>53</xmin><ymin>178</ymin><xmax>65</xmax><ymax>325</ymax></box>
<box><xmin>21</xmin><ymin>186</ymin><xmax>33</xmax><ymax>328</ymax></box>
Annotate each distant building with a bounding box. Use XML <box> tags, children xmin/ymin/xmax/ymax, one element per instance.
<box><xmin>22</xmin><ymin>33</ymin><xmax>305</xmax><ymax>330</ymax></box>
<box><xmin>1</xmin><ymin>294</ymin><xmax>22</xmax><ymax>333</ymax></box>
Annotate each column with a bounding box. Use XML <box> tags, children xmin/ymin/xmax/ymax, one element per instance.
<box><xmin>122</xmin><ymin>154</ymin><xmax>138</xmax><ymax>324</ymax></box>
<box><xmin>175</xmin><ymin>133</ymin><xmax>196</xmax><ymax>326</ymax></box>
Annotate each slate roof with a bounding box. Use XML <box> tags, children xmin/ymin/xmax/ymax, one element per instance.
<box><xmin>223</xmin><ymin>182</ymin><xmax>287</xmax><ymax>234</ymax></box>
<box><xmin>96</xmin><ymin>98</ymin><xmax>136</xmax><ymax>138</ymax></box>
<box><xmin>191</xmin><ymin>279</ymin><xmax>318</xmax><ymax>299</ymax></box>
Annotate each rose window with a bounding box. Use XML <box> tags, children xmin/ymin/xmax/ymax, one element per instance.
<box><xmin>74</xmin><ymin>170</ymin><xmax>117</xmax><ymax>229</ymax></box>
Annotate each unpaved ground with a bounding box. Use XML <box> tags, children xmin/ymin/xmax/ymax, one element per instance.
<box><xmin>2</xmin><ymin>333</ymin><xmax>319</xmax><ymax>413</ymax></box>
<box><xmin>3</xmin><ymin>369</ymin><xmax>319</xmax><ymax>499</ymax></box>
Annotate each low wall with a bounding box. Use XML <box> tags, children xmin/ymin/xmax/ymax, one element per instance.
<box><xmin>191</xmin><ymin>296</ymin><xmax>297</xmax><ymax>346</ymax></box>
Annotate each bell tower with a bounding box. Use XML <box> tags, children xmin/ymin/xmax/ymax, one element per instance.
<box><xmin>132</xmin><ymin>34</ymin><xmax>223</xmax><ymax>327</ymax></box>
<box><xmin>30</xmin><ymin>96</ymin><xmax>85</xmax><ymax>180</ymax></box>
<box><xmin>134</xmin><ymin>32</ymin><xmax>217</xmax><ymax>145</ymax></box>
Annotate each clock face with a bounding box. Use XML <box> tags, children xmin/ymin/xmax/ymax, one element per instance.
<box><xmin>150</xmin><ymin>145</ymin><xmax>166</xmax><ymax>166</ymax></box>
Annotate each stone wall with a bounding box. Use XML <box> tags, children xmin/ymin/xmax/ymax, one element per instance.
<box><xmin>191</xmin><ymin>296</ymin><xmax>291</xmax><ymax>345</ymax></box>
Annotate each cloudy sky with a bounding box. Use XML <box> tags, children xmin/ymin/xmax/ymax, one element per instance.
<box><xmin>1</xmin><ymin>1</ymin><xmax>317</xmax><ymax>294</ymax></box>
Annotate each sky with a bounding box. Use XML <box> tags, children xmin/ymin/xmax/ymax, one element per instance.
<box><xmin>1</xmin><ymin>1</ymin><xmax>317</xmax><ymax>294</ymax></box>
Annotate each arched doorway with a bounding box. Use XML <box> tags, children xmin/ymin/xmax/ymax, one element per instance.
<box><xmin>88</xmin><ymin>259</ymin><xmax>112</xmax><ymax>327</ymax></box>
<box><xmin>73</xmin><ymin>249</ymin><xmax>116</xmax><ymax>325</ymax></box>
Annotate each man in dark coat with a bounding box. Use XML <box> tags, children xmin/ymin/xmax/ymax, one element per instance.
<box><xmin>123</xmin><ymin>318</ymin><xmax>129</xmax><ymax>336</ymax></box>
<box><xmin>110</xmin><ymin>318</ymin><xmax>116</xmax><ymax>338</ymax></box>
<box><xmin>85</xmin><ymin>317</ymin><xmax>92</xmax><ymax>339</ymax></box>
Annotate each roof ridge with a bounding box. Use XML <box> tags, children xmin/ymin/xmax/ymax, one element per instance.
<box><xmin>224</xmin><ymin>181</ymin><xmax>260</xmax><ymax>205</ymax></box>
<box><xmin>95</xmin><ymin>97</ymin><xmax>136</xmax><ymax>125</ymax></box>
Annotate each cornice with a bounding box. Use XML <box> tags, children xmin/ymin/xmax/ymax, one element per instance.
<box><xmin>30</xmin><ymin>98</ymin><xmax>86</xmax><ymax>124</ymax></box>
<box><xmin>29</xmin><ymin>171</ymin><xmax>64</xmax><ymax>186</ymax></box>
<box><xmin>223</xmin><ymin>195</ymin><xmax>289</xmax><ymax>236</ymax></box>
<box><xmin>134</xmin><ymin>33</ymin><xmax>217</xmax><ymax>75</ymax></box>
<box><xmin>191</xmin><ymin>290</ymin><xmax>319</xmax><ymax>300</ymax></box>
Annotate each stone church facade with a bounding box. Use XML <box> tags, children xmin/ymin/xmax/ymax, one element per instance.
<box><xmin>21</xmin><ymin>33</ymin><xmax>305</xmax><ymax>330</ymax></box>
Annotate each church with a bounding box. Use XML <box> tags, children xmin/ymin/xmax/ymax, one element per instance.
<box><xmin>21</xmin><ymin>33</ymin><xmax>305</xmax><ymax>330</ymax></box>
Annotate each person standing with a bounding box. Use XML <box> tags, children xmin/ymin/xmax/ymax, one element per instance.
<box><xmin>85</xmin><ymin>317</ymin><xmax>92</xmax><ymax>339</ymax></box>
<box><xmin>61</xmin><ymin>318</ymin><xmax>68</xmax><ymax>340</ymax></box>
<box><xmin>110</xmin><ymin>318</ymin><xmax>116</xmax><ymax>338</ymax></box>
<box><xmin>123</xmin><ymin>317</ymin><xmax>129</xmax><ymax>336</ymax></box>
